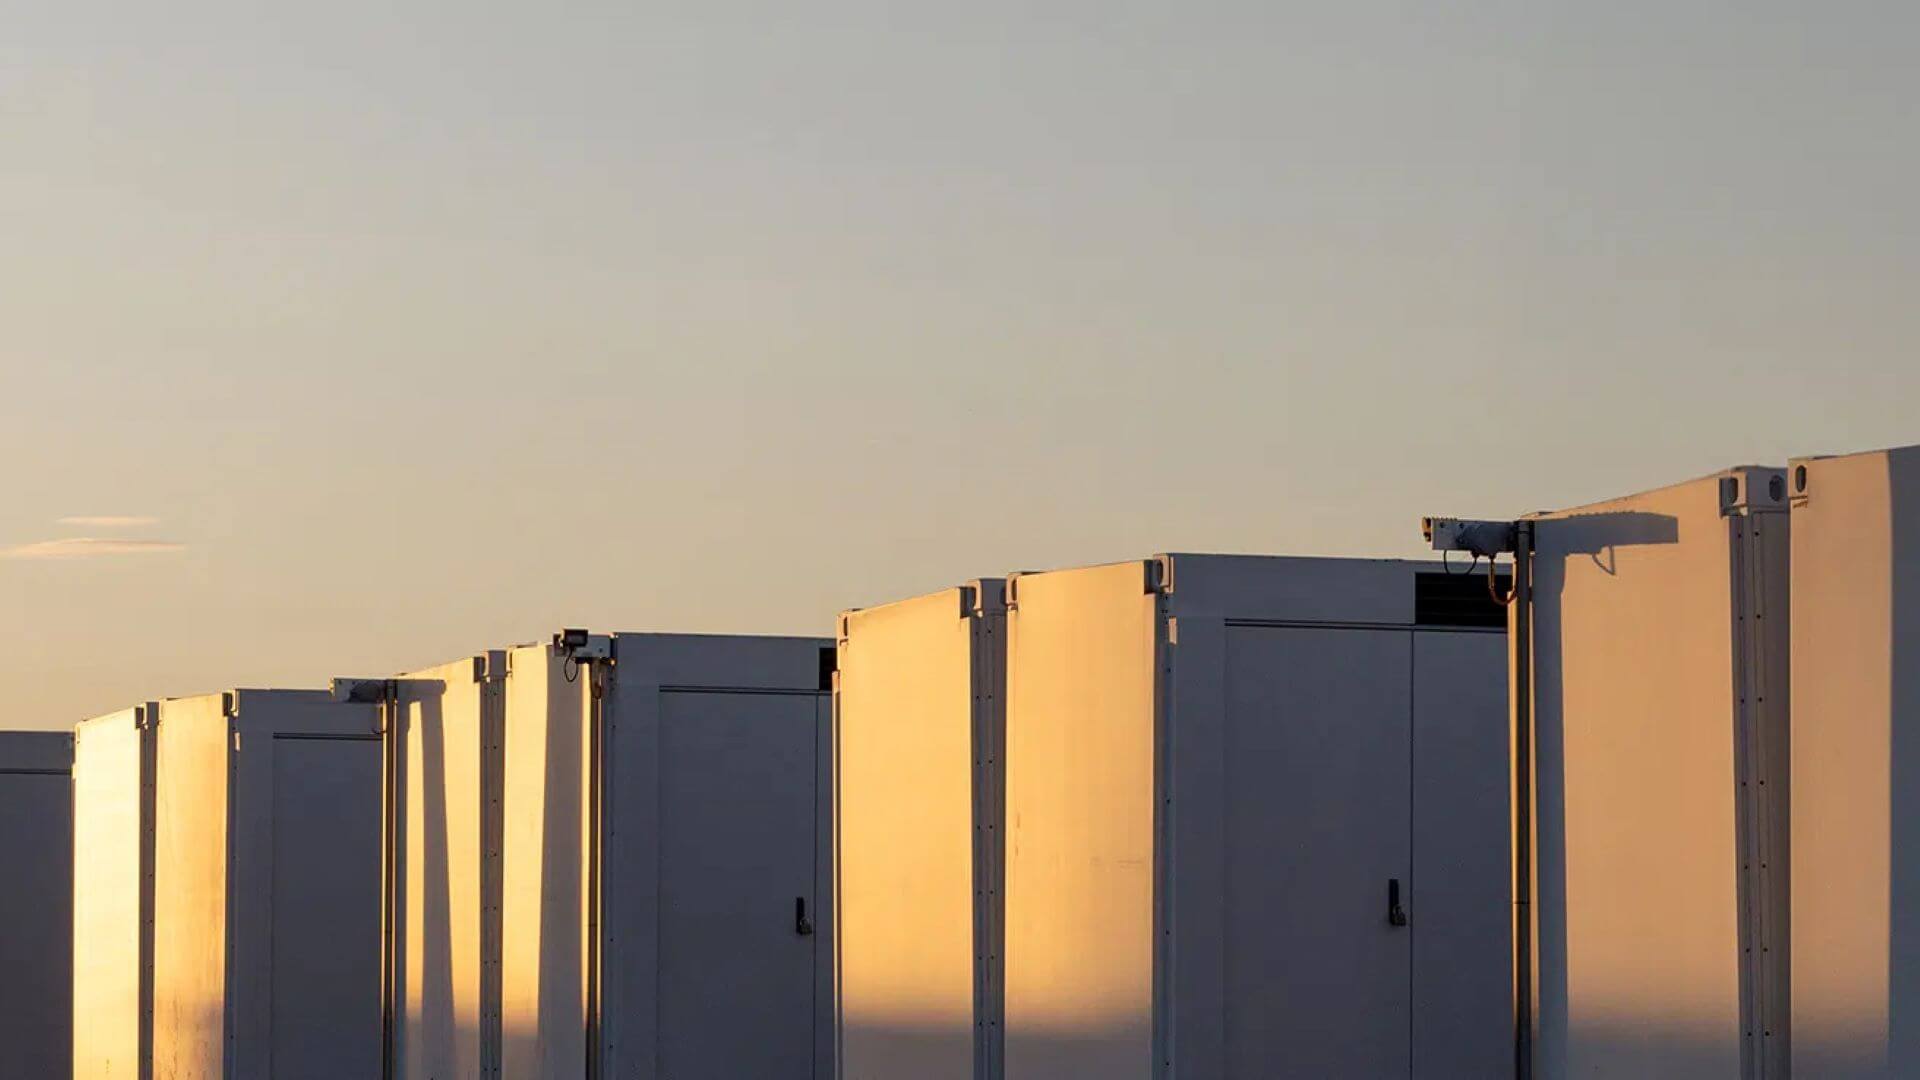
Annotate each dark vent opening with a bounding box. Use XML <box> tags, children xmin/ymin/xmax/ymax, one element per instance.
<box><xmin>1415</xmin><ymin>571</ymin><xmax>1511</xmax><ymax>629</ymax></box>
<box><xmin>818</xmin><ymin>646</ymin><xmax>838</xmax><ymax>692</ymax></box>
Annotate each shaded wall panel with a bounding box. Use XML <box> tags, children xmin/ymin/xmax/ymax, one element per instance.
<box><xmin>0</xmin><ymin>731</ymin><xmax>74</xmax><ymax>1079</ymax></box>
<box><xmin>1791</xmin><ymin>446</ymin><xmax>1920</xmax><ymax>1077</ymax></box>
<box><xmin>501</xmin><ymin>645</ymin><xmax>588</xmax><ymax>1078</ymax></box>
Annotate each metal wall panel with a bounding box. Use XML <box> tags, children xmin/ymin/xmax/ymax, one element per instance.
<box><xmin>1526</xmin><ymin>470</ymin><xmax>1788</xmax><ymax>1079</ymax></box>
<box><xmin>266</xmin><ymin>735</ymin><xmax>385</xmax><ymax>1078</ymax></box>
<box><xmin>1003</xmin><ymin>561</ymin><xmax>1161</xmax><ymax>1080</ymax></box>
<box><xmin>396</xmin><ymin>654</ymin><xmax>504</xmax><ymax>1079</ymax></box>
<box><xmin>500</xmin><ymin>644</ymin><xmax>588</xmax><ymax>1079</ymax></box>
<box><xmin>1412</xmin><ymin>631</ymin><xmax>1514</xmax><ymax>1077</ymax></box>
<box><xmin>495</xmin><ymin>634</ymin><xmax>832</xmax><ymax>1079</ymax></box>
<box><xmin>73</xmin><ymin>709</ymin><xmax>152</xmax><ymax>1080</ymax></box>
<box><xmin>1156</xmin><ymin>553</ymin><xmax>1418</xmax><ymax>624</ymax></box>
<box><xmin>600</xmin><ymin>633</ymin><xmax>834</xmax><ymax>1080</ymax></box>
<box><xmin>152</xmin><ymin>694</ymin><xmax>234</xmax><ymax>1080</ymax></box>
<box><xmin>1221</xmin><ymin>625</ymin><xmax>1413</xmax><ymax>1076</ymax></box>
<box><xmin>147</xmin><ymin>690</ymin><xmax>386</xmax><ymax>1080</ymax></box>
<box><xmin>835</xmin><ymin>586</ymin><xmax>1004</xmax><ymax>1080</ymax></box>
<box><xmin>0</xmin><ymin>730</ymin><xmax>74</xmax><ymax>1080</ymax></box>
<box><xmin>1790</xmin><ymin>445</ymin><xmax>1920</xmax><ymax>1077</ymax></box>
<box><xmin>1002</xmin><ymin>554</ymin><xmax>1510</xmax><ymax>1080</ymax></box>
<box><xmin>655</xmin><ymin>690</ymin><xmax>820</xmax><ymax>1077</ymax></box>
<box><xmin>225</xmin><ymin>693</ymin><xmax>385</xmax><ymax>1079</ymax></box>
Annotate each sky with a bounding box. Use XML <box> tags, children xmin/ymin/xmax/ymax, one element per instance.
<box><xmin>3</xmin><ymin>0</ymin><xmax>1917</xmax><ymax>727</ymax></box>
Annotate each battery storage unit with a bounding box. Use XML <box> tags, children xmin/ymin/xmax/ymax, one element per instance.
<box><xmin>835</xmin><ymin>582</ymin><xmax>1006</xmax><ymax>1080</ymax></box>
<box><xmin>73</xmin><ymin>690</ymin><xmax>388</xmax><ymax>1079</ymax></box>
<box><xmin>1524</xmin><ymin>468</ymin><xmax>1790</xmax><ymax>1079</ymax></box>
<box><xmin>1001</xmin><ymin>554</ymin><xmax>1511</xmax><ymax>1079</ymax></box>
<box><xmin>0</xmin><ymin>730</ymin><xmax>74</xmax><ymax>1079</ymax></box>
<box><xmin>499</xmin><ymin>632</ymin><xmax>836</xmax><ymax>1080</ymax></box>
<box><xmin>1788</xmin><ymin>444</ymin><xmax>1920</xmax><ymax>1077</ymax></box>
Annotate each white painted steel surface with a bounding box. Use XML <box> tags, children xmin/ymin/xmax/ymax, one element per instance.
<box><xmin>73</xmin><ymin>706</ymin><xmax>154</xmax><ymax>1080</ymax></box>
<box><xmin>1001</xmin><ymin>554</ymin><xmax>1511</xmax><ymax>1079</ymax></box>
<box><xmin>394</xmin><ymin>653</ymin><xmax>506</xmax><ymax>1080</ymax></box>
<box><xmin>1411</xmin><ymin>631</ymin><xmax>1513</xmax><ymax>1078</ymax></box>
<box><xmin>1790</xmin><ymin>445</ymin><xmax>1920</xmax><ymax>1077</ymax></box>
<box><xmin>835</xmin><ymin>584</ymin><xmax>1006</xmax><ymax>1080</ymax></box>
<box><xmin>501</xmin><ymin>633</ymin><xmax>835</xmax><ymax>1079</ymax></box>
<box><xmin>0</xmin><ymin>730</ymin><xmax>74</xmax><ymax>1080</ymax></box>
<box><xmin>266</xmin><ymin>734</ymin><xmax>385</xmax><ymax>1078</ymax></box>
<box><xmin>1526</xmin><ymin>469</ymin><xmax>1789</xmax><ymax>1079</ymax></box>
<box><xmin>143</xmin><ymin>690</ymin><xmax>386</xmax><ymax>1079</ymax></box>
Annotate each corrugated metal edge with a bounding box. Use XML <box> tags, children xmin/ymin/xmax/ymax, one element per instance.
<box><xmin>140</xmin><ymin>702</ymin><xmax>159</xmax><ymax>1080</ymax></box>
<box><xmin>1728</xmin><ymin>500</ymin><xmax>1791</xmax><ymax>1077</ymax></box>
<box><xmin>1151</xmin><ymin>587</ymin><xmax>1174</xmax><ymax>1079</ymax></box>
<box><xmin>478</xmin><ymin>651</ymin><xmax>508</xmax><ymax>1080</ymax></box>
<box><xmin>970</xmin><ymin>585</ymin><xmax>1009</xmax><ymax>1080</ymax></box>
<box><xmin>829</xmin><ymin>629</ymin><xmax>847</xmax><ymax>1076</ymax></box>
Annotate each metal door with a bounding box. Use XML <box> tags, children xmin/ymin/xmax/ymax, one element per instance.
<box><xmin>1222</xmin><ymin>625</ymin><xmax>1412</xmax><ymax>1077</ymax></box>
<box><xmin>1412</xmin><ymin>630</ymin><xmax>1512</xmax><ymax>1078</ymax></box>
<box><xmin>0</xmin><ymin>765</ymin><xmax>73</xmax><ymax>1078</ymax></box>
<box><xmin>265</xmin><ymin>735</ymin><xmax>385</xmax><ymax>1079</ymax></box>
<box><xmin>653</xmin><ymin>690</ymin><xmax>821</xmax><ymax>1078</ymax></box>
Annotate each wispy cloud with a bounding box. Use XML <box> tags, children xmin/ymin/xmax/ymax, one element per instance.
<box><xmin>56</xmin><ymin>515</ymin><xmax>160</xmax><ymax>528</ymax></box>
<box><xmin>1</xmin><ymin>538</ymin><xmax>186</xmax><ymax>560</ymax></box>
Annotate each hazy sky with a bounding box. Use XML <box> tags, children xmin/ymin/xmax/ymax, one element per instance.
<box><xmin>4</xmin><ymin>1</ymin><xmax>1917</xmax><ymax>727</ymax></box>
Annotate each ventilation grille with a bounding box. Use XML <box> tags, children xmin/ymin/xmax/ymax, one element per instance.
<box><xmin>1415</xmin><ymin>571</ymin><xmax>1510</xmax><ymax>629</ymax></box>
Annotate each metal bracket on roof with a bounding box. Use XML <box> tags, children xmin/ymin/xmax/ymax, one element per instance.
<box><xmin>474</xmin><ymin>650</ymin><xmax>508</xmax><ymax>684</ymax></box>
<box><xmin>1146</xmin><ymin>556</ymin><xmax>1173</xmax><ymax>594</ymax></box>
<box><xmin>1720</xmin><ymin>468</ymin><xmax>1790</xmax><ymax>517</ymax></box>
<box><xmin>1003</xmin><ymin>575</ymin><xmax>1022</xmax><ymax>611</ymax></box>
<box><xmin>1789</xmin><ymin>461</ymin><xmax>1818</xmax><ymax>507</ymax></box>
<box><xmin>966</xmin><ymin>578</ymin><xmax>1006</xmax><ymax>617</ymax></box>
<box><xmin>222</xmin><ymin>692</ymin><xmax>238</xmax><ymax>719</ymax></box>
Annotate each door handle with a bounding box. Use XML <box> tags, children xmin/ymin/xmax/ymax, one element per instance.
<box><xmin>795</xmin><ymin>896</ymin><xmax>815</xmax><ymax>937</ymax></box>
<box><xmin>1388</xmin><ymin>878</ymin><xmax>1408</xmax><ymax>927</ymax></box>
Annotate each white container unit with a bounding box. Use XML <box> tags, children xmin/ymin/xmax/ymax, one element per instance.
<box><xmin>1001</xmin><ymin>554</ymin><xmax>1511</xmax><ymax>1079</ymax></box>
<box><xmin>1789</xmin><ymin>444</ymin><xmax>1920</xmax><ymax>1077</ymax></box>
<box><xmin>501</xmin><ymin>632</ymin><xmax>835</xmax><ymax>1080</ymax></box>
<box><xmin>835</xmin><ymin>583</ymin><xmax>1006</xmax><ymax>1080</ymax></box>
<box><xmin>0</xmin><ymin>730</ymin><xmax>74</xmax><ymax>1079</ymax></box>
<box><xmin>1524</xmin><ymin>468</ymin><xmax>1790</xmax><ymax>1079</ymax></box>
<box><xmin>73</xmin><ymin>690</ymin><xmax>388</xmax><ymax>1080</ymax></box>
